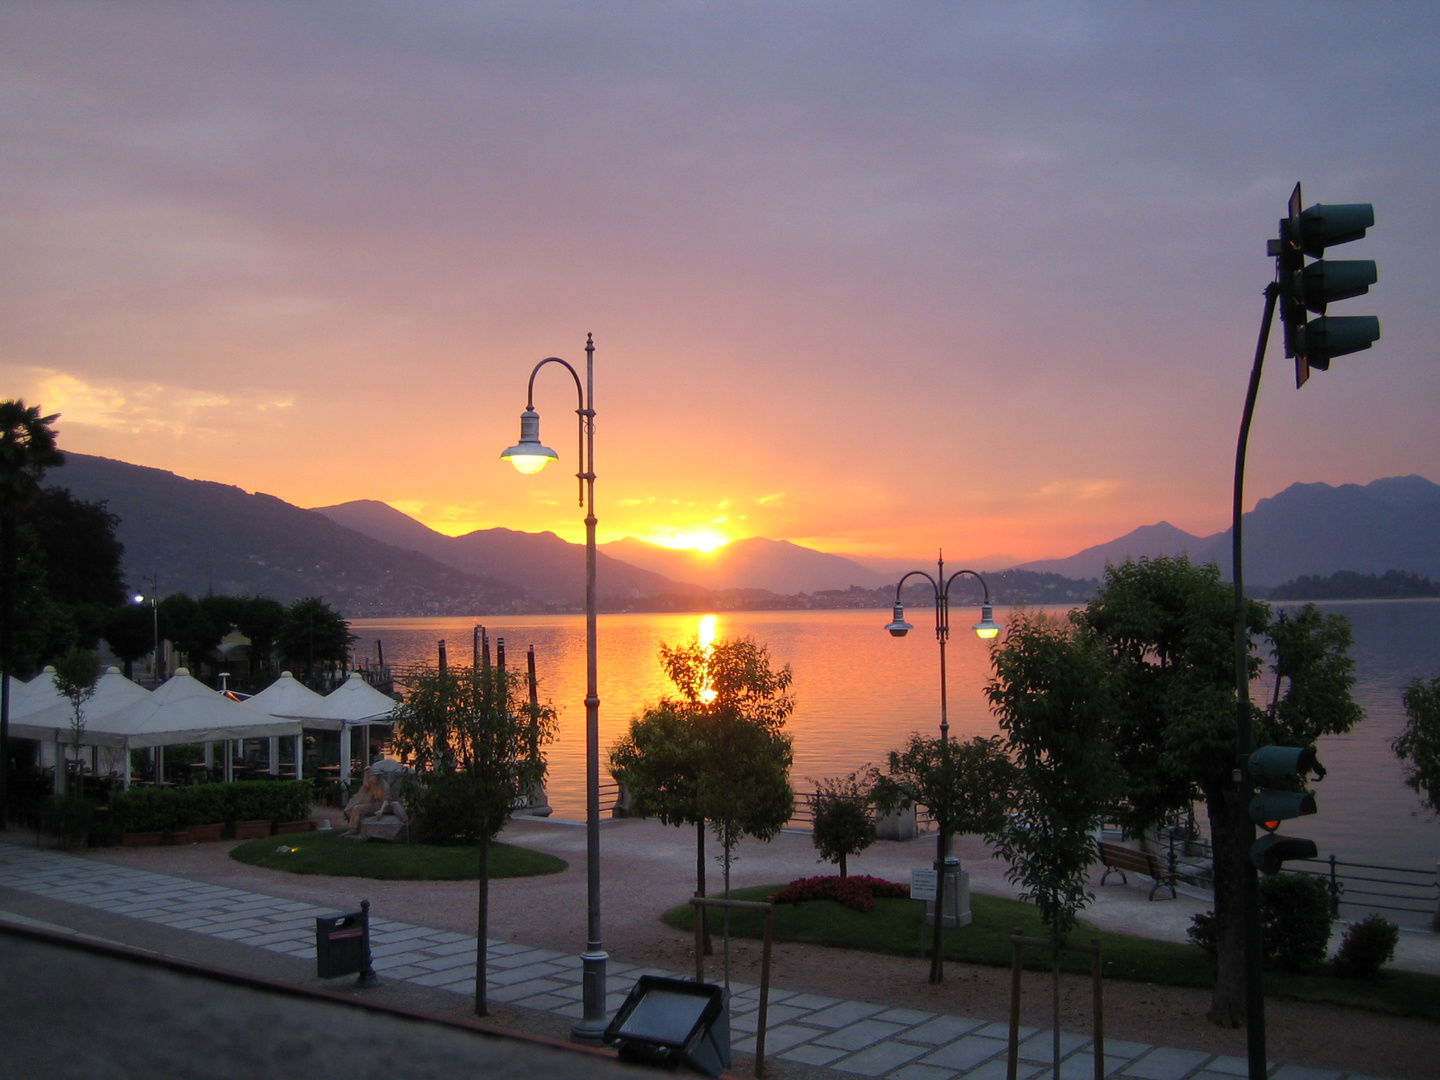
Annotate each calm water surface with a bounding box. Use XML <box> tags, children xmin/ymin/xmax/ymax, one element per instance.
<box><xmin>352</xmin><ymin>600</ymin><xmax>1440</xmax><ymax>874</ymax></box>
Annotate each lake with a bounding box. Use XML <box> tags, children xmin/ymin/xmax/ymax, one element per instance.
<box><xmin>352</xmin><ymin>600</ymin><xmax>1440</xmax><ymax>882</ymax></box>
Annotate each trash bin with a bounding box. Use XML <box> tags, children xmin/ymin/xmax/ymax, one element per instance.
<box><xmin>315</xmin><ymin>899</ymin><xmax>378</xmax><ymax>985</ymax></box>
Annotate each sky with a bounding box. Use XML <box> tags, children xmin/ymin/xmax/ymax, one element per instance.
<box><xmin>2</xmin><ymin>2</ymin><xmax>1436</xmax><ymax>565</ymax></box>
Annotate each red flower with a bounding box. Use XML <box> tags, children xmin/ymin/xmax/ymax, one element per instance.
<box><xmin>769</xmin><ymin>875</ymin><xmax>910</xmax><ymax>914</ymax></box>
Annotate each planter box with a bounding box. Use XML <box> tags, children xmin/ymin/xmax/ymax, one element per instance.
<box><xmin>120</xmin><ymin>831</ymin><xmax>165</xmax><ymax>847</ymax></box>
<box><xmin>274</xmin><ymin>820</ymin><xmax>317</xmax><ymax>835</ymax></box>
<box><xmin>233</xmin><ymin>820</ymin><xmax>273</xmax><ymax>840</ymax></box>
<box><xmin>186</xmin><ymin>823</ymin><xmax>225</xmax><ymax>844</ymax></box>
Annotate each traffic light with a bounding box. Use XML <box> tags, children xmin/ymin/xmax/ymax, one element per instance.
<box><xmin>1248</xmin><ymin>744</ymin><xmax>1322</xmax><ymax>874</ymax></box>
<box><xmin>1271</xmin><ymin>183</ymin><xmax>1379</xmax><ymax>387</ymax></box>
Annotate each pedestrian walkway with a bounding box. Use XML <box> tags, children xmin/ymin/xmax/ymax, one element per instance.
<box><xmin>0</xmin><ymin>842</ymin><xmax>1396</xmax><ymax>1080</ymax></box>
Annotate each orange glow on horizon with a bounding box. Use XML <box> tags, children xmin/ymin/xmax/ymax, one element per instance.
<box><xmin>640</xmin><ymin>527</ymin><xmax>734</xmax><ymax>553</ymax></box>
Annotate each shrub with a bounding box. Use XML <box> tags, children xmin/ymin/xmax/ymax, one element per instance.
<box><xmin>109</xmin><ymin>789</ymin><xmax>180</xmax><ymax>834</ymax></box>
<box><xmin>225</xmin><ymin>780</ymin><xmax>312</xmax><ymax>824</ymax></box>
<box><xmin>1333</xmin><ymin>915</ymin><xmax>1400</xmax><ymax>979</ymax></box>
<box><xmin>770</xmin><ymin>875</ymin><xmax>909</xmax><ymax>913</ymax></box>
<box><xmin>1259</xmin><ymin>872</ymin><xmax>1334</xmax><ymax>972</ymax></box>
<box><xmin>177</xmin><ymin>784</ymin><xmax>228</xmax><ymax>828</ymax></box>
<box><xmin>1187</xmin><ymin>910</ymin><xmax>1217</xmax><ymax>962</ymax></box>
<box><xmin>416</xmin><ymin>772</ymin><xmax>485</xmax><ymax>845</ymax></box>
<box><xmin>1187</xmin><ymin>873</ymin><xmax>1336</xmax><ymax>974</ymax></box>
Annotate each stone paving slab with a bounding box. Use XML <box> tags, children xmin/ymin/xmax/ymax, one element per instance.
<box><xmin>0</xmin><ymin>843</ymin><xmax>1408</xmax><ymax>1080</ymax></box>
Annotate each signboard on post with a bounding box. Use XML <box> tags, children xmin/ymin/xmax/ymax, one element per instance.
<box><xmin>910</xmin><ymin>868</ymin><xmax>937</xmax><ymax>902</ymax></box>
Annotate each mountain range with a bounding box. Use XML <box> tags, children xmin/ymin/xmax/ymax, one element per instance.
<box><xmin>42</xmin><ymin>453</ymin><xmax>1440</xmax><ymax>614</ymax></box>
<box><xmin>1015</xmin><ymin>475</ymin><xmax>1440</xmax><ymax>584</ymax></box>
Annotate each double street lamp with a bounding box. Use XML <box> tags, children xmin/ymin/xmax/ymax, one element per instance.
<box><xmin>884</xmin><ymin>553</ymin><xmax>1000</xmax><ymax>983</ymax></box>
<box><xmin>500</xmin><ymin>333</ymin><xmax>607</xmax><ymax>1038</ymax></box>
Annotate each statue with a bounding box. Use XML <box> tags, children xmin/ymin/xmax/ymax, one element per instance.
<box><xmin>342</xmin><ymin>759</ymin><xmax>412</xmax><ymax>840</ymax></box>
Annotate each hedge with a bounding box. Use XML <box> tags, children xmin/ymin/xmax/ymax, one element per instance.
<box><xmin>108</xmin><ymin>781</ymin><xmax>313</xmax><ymax>834</ymax></box>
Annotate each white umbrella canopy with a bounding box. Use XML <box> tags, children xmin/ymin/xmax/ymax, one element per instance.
<box><xmin>7</xmin><ymin>667</ymin><xmax>61</xmax><ymax>718</ymax></box>
<box><xmin>9</xmin><ymin>667</ymin><xmax>151</xmax><ymax>748</ymax></box>
<box><xmin>105</xmin><ymin>669</ymin><xmax>303</xmax><ymax>749</ymax></box>
<box><xmin>311</xmin><ymin>672</ymin><xmax>399</xmax><ymax>725</ymax></box>
<box><xmin>241</xmin><ymin>670</ymin><xmax>333</xmax><ymax>726</ymax></box>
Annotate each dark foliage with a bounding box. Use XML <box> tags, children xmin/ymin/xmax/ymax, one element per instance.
<box><xmin>1333</xmin><ymin>915</ymin><xmax>1400</xmax><ymax>979</ymax></box>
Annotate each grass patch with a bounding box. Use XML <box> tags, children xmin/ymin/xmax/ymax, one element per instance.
<box><xmin>663</xmin><ymin>884</ymin><xmax>1440</xmax><ymax>1022</ymax></box>
<box><xmin>230</xmin><ymin>829</ymin><xmax>566</xmax><ymax>880</ymax></box>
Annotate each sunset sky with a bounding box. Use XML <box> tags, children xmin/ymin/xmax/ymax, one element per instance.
<box><xmin>3</xmin><ymin>4</ymin><xmax>1435</xmax><ymax>565</ymax></box>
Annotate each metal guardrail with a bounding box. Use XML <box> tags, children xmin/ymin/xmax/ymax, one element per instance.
<box><xmin>1291</xmin><ymin>854</ymin><xmax>1439</xmax><ymax>920</ymax></box>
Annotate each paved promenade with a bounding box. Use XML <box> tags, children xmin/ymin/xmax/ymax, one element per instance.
<box><xmin>0</xmin><ymin>838</ymin><xmax>1403</xmax><ymax>1080</ymax></box>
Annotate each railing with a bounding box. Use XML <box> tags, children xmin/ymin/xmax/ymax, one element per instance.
<box><xmin>1291</xmin><ymin>854</ymin><xmax>1439</xmax><ymax>923</ymax></box>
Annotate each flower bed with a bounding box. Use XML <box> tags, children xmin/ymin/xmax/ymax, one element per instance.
<box><xmin>769</xmin><ymin>875</ymin><xmax>910</xmax><ymax>914</ymax></box>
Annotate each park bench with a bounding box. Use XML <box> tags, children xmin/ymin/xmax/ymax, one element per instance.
<box><xmin>1098</xmin><ymin>841</ymin><xmax>1177</xmax><ymax>901</ymax></box>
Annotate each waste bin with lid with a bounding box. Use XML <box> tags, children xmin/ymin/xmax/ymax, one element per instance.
<box><xmin>315</xmin><ymin>898</ymin><xmax>379</xmax><ymax>986</ymax></box>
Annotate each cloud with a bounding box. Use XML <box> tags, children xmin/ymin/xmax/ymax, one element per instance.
<box><xmin>19</xmin><ymin>367</ymin><xmax>293</xmax><ymax>439</ymax></box>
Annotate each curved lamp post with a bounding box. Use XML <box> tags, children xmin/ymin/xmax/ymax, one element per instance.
<box><xmin>885</xmin><ymin>553</ymin><xmax>999</xmax><ymax>983</ymax></box>
<box><xmin>500</xmin><ymin>333</ymin><xmax>607</xmax><ymax>1038</ymax></box>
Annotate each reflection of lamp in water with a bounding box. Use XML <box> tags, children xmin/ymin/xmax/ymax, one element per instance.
<box><xmin>500</xmin><ymin>335</ymin><xmax>607</xmax><ymax>1038</ymax></box>
<box><xmin>883</xmin><ymin>552</ymin><xmax>1000</xmax><ymax>984</ymax></box>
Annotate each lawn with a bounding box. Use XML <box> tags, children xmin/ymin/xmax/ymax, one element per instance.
<box><xmin>662</xmin><ymin>884</ymin><xmax>1440</xmax><ymax>1022</ymax></box>
<box><xmin>230</xmin><ymin>829</ymin><xmax>567</xmax><ymax>880</ymax></box>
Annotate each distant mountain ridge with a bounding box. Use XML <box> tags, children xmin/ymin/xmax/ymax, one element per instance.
<box><xmin>599</xmin><ymin>535</ymin><xmax>893</xmax><ymax>593</ymax></box>
<box><xmin>313</xmin><ymin>499</ymin><xmax>701</xmax><ymax>606</ymax></box>
<box><xmin>44</xmin><ymin>453</ymin><xmax>1440</xmax><ymax>613</ymax></box>
<box><xmin>1017</xmin><ymin>475</ymin><xmax>1440</xmax><ymax>586</ymax></box>
<box><xmin>44</xmin><ymin>455</ymin><xmax>523</xmax><ymax>616</ymax></box>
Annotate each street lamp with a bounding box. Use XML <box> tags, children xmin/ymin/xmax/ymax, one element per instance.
<box><xmin>885</xmin><ymin>552</ymin><xmax>999</xmax><ymax>983</ymax></box>
<box><xmin>500</xmin><ymin>333</ymin><xmax>607</xmax><ymax>1038</ymax></box>
<box><xmin>133</xmin><ymin>575</ymin><xmax>160</xmax><ymax>686</ymax></box>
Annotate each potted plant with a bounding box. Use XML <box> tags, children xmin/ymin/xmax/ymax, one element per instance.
<box><xmin>272</xmin><ymin>780</ymin><xmax>318</xmax><ymax>834</ymax></box>
<box><xmin>111</xmin><ymin>789</ymin><xmax>175</xmax><ymax>846</ymax></box>
<box><xmin>181</xmin><ymin>785</ymin><xmax>228</xmax><ymax>843</ymax></box>
<box><xmin>227</xmin><ymin>780</ymin><xmax>277</xmax><ymax>839</ymax></box>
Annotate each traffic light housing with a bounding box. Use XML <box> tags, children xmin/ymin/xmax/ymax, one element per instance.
<box><xmin>1248</xmin><ymin>744</ymin><xmax>1321</xmax><ymax>874</ymax></box>
<box><xmin>1272</xmin><ymin>183</ymin><xmax>1379</xmax><ymax>387</ymax></box>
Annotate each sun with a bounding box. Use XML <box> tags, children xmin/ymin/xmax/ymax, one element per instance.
<box><xmin>644</xmin><ymin>527</ymin><xmax>733</xmax><ymax>553</ymax></box>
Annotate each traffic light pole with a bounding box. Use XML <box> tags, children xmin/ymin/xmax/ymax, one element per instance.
<box><xmin>1232</xmin><ymin>280</ymin><xmax>1280</xmax><ymax>1080</ymax></box>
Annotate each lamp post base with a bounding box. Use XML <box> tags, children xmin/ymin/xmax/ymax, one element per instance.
<box><xmin>571</xmin><ymin>949</ymin><xmax>610</xmax><ymax>1040</ymax></box>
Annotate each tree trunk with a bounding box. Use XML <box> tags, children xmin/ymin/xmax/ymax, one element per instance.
<box><xmin>696</xmin><ymin>820</ymin><xmax>711</xmax><ymax>955</ymax></box>
<box><xmin>1206</xmin><ymin>785</ymin><xmax>1246</xmax><ymax>1027</ymax></box>
<box><xmin>475</xmin><ymin>831</ymin><xmax>490</xmax><ymax>1016</ymax></box>
<box><xmin>0</xmin><ymin>513</ymin><xmax>14</xmax><ymax>831</ymax></box>
<box><xmin>839</xmin><ymin>851</ymin><xmax>847</xmax><ymax>878</ymax></box>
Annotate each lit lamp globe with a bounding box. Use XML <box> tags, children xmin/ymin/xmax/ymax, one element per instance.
<box><xmin>972</xmin><ymin>604</ymin><xmax>1001</xmax><ymax>640</ymax></box>
<box><xmin>500</xmin><ymin>407</ymin><xmax>559</xmax><ymax>474</ymax></box>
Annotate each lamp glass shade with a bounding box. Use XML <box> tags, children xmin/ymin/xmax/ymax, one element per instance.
<box><xmin>500</xmin><ymin>407</ymin><xmax>558</xmax><ymax>474</ymax></box>
<box><xmin>972</xmin><ymin>603</ymin><xmax>1001</xmax><ymax>640</ymax></box>
<box><xmin>884</xmin><ymin>602</ymin><xmax>913</xmax><ymax>637</ymax></box>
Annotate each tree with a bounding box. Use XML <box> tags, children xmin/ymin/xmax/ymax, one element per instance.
<box><xmin>609</xmin><ymin>634</ymin><xmax>795</xmax><ymax>955</ymax></box>
<box><xmin>157</xmin><ymin>593</ymin><xmax>222</xmax><ymax>677</ymax></box>
<box><xmin>987</xmin><ymin>610</ymin><xmax>1122</xmax><ymax>1071</ymax></box>
<box><xmin>871</xmin><ymin>732</ymin><xmax>1016</xmax><ymax>983</ymax></box>
<box><xmin>390</xmin><ymin>662</ymin><xmax>555</xmax><ymax>1017</ymax></box>
<box><xmin>1084</xmin><ymin>556</ymin><xmax>1362</xmax><ymax>1027</ymax></box>
<box><xmin>276</xmin><ymin>596</ymin><xmax>354</xmax><ymax>681</ymax></box>
<box><xmin>52</xmin><ymin>646</ymin><xmax>100</xmax><ymax>795</ymax></box>
<box><xmin>1394</xmin><ymin>674</ymin><xmax>1440</xmax><ymax>815</ymax></box>
<box><xmin>105</xmin><ymin>603</ymin><xmax>155</xmax><ymax>680</ymax></box>
<box><xmin>0</xmin><ymin>400</ymin><xmax>64</xmax><ymax>829</ymax></box>
<box><xmin>236</xmin><ymin>595</ymin><xmax>287</xmax><ymax>678</ymax></box>
<box><xmin>809</xmin><ymin>771</ymin><xmax>876</xmax><ymax>877</ymax></box>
